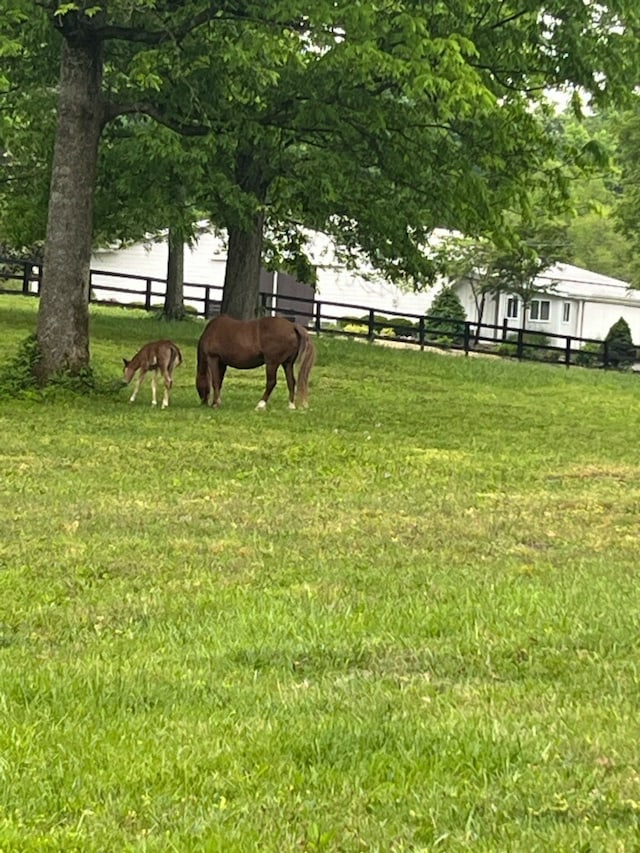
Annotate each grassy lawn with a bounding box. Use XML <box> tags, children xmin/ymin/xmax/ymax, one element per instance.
<box><xmin>1</xmin><ymin>294</ymin><xmax>640</xmax><ymax>851</ymax></box>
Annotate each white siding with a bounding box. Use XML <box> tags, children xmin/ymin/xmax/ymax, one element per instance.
<box><xmin>91</xmin><ymin>231</ymin><xmax>440</xmax><ymax>319</ymax></box>
<box><xmin>455</xmin><ymin>272</ymin><xmax>640</xmax><ymax>345</ymax></box>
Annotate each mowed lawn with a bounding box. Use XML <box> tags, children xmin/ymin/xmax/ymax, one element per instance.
<box><xmin>1</xmin><ymin>294</ymin><xmax>640</xmax><ymax>851</ymax></box>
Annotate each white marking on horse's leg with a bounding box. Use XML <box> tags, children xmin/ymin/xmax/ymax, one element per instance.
<box><xmin>151</xmin><ymin>374</ymin><xmax>157</xmax><ymax>406</ymax></box>
<box><xmin>129</xmin><ymin>376</ymin><xmax>140</xmax><ymax>403</ymax></box>
<box><xmin>162</xmin><ymin>388</ymin><xmax>169</xmax><ymax>409</ymax></box>
<box><xmin>256</xmin><ymin>399</ymin><xmax>267</xmax><ymax>411</ymax></box>
<box><xmin>288</xmin><ymin>402</ymin><xmax>296</xmax><ymax>410</ymax></box>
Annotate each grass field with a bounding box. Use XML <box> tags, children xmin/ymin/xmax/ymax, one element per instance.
<box><xmin>2</xmin><ymin>294</ymin><xmax>640</xmax><ymax>851</ymax></box>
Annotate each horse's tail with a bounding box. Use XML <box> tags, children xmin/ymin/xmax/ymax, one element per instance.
<box><xmin>170</xmin><ymin>343</ymin><xmax>183</xmax><ymax>370</ymax></box>
<box><xmin>195</xmin><ymin>337</ymin><xmax>210</xmax><ymax>404</ymax></box>
<box><xmin>294</xmin><ymin>324</ymin><xmax>316</xmax><ymax>408</ymax></box>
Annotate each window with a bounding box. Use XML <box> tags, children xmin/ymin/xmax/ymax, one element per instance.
<box><xmin>506</xmin><ymin>297</ymin><xmax>519</xmax><ymax>319</ymax></box>
<box><xmin>530</xmin><ymin>299</ymin><xmax>550</xmax><ymax>321</ymax></box>
<box><xmin>562</xmin><ymin>302</ymin><xmax>571</xmax><ymax>323</ymax></box>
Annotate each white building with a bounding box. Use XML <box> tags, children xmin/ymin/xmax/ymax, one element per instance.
<box><xmin>90</xmin><ymin>229</ymin><xmax>438</xmax><ymax>321</ymax></box>
<box><xmin>452</xmin><ymin>263</ymin><xmax>640</xmax><ymax>344</ymax></box>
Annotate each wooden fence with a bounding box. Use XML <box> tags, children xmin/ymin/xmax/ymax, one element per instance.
<box><xmin>0</xmin><ymin>255</ymin><xmax>624</xmax><ymax>369</ymax></box>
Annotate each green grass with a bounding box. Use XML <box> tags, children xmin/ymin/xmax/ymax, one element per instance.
<box><xmin>2</xmin><ymin>294</ymin><xmax>640</xmax><ymax>850</ymax></box>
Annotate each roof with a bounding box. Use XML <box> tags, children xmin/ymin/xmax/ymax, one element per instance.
<box><xmin>537</xmin><ymin>263</ymin><xmax>640</xmax><ymax>304</ymax></box>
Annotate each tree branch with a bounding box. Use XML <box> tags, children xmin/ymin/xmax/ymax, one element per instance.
<box><xmin>101</xmin><ymin>101</ymin><xmax>211</xmax><ymax>135</ymax></box>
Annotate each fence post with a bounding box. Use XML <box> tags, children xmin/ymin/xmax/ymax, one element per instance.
<box><xmin>419</xmin><ymin>317</ymin><xmax>425</xmax><ymax>350</ymax></box>
<box><xmin>565</xmin><ymin>336</ymin><xmax>572</xmax><ymax>368</ymax></box>
<box><xmin>603</xmin><ymin>338</ymin><xmax>609</xmax><ymax>369</ymax></box>
<box><xmin>367</xmin><ymin>308</ymin><xmax>375</xmax><ymax>340</ymax></box>
<box><xmin>145</xmin><ymin>278</ymin><xmax>152</xmax><ymax>311</ymax></box>
<box><xmin>315</xmin><ymin>301</ymin><xmax>322</xmax><ymax>333</ymax></box>
<box><xmin>502</xmin><ymin>318</ymin><xmax>509</xmax><ymax>342</ymax></box>
<box><xmin>203</xmin><ymin>286</ymin><xmax>211</xmax><ymax>319</ymax></box>
<box><xmin>463</xmin><ymin>321</ymin><xmax>471</xmax><ymax>356</ymax></box>
<box><xmin>517</xmin><ymin>327</ymin><xmax>524</xmax><ymax>360</ymax></box>
<box><xmin>21</xmin><ymin>263</ymin><xmax>31</xmax><ymax>294</ymax></box>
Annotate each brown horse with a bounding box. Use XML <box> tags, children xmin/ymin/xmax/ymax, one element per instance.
<box><xmin>123</xmin><ymin>340</ymin><xmax>183</xmax><ymax>408</ymax></box>
<box><xmin>196</xmin><ymin>315</ymin><xmax>316</xmax><ymax>410</ymax></box>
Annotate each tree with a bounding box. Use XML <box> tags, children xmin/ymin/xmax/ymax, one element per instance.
<box><xmin>605</xmin><ymin>317</ymin><xmax>636</xmax><ymax>368</ymax></box>
<box><xmin>425</xmin><ymin>287</ymin><xmax>467</xmax><ymax>345</ymax></box>
<box><xmin>4</xmin><ymin>1</ymin><xmax>640</xmax><ymax>383</ymax></box>
<box><xmin>434</xmin><ymin>213</ymin><xmax>567</xmax><ymax>338</ymax></box>
<box><xmin>613</xmin><ymin>98</ymin><xmax>640</xmax><ymax>284</ymax></box>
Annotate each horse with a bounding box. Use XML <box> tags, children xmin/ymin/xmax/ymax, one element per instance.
<box><xmin>122</xmin><ymin>339</ymin><xmax>183</xmax><ymax>408</ymax></box>
<box><xmin>196</xmin><ymin>315</ymin><xmax>316</xmax><ymax>410</ymax></box>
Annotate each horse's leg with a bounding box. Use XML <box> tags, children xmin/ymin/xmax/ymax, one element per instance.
<box><xmin>257</xmin><ymin>362</ymin><xmax>278</xmax><ymax>410</ymax></box>
<box><xmin>210</xmin><ymin>357</ymin><xmax>226</xmax><ymax>408</ymax></box>
<box><xmin>161</xmin><ymin>368</ymin><xmax>172</xmax><ymax>409</ymax></box>
<box><xmin>283</xmin><ymin>360</ymin><xmax>296</xmax><ymax>410</ymax></box>
<box><xmin>150</xmin><ymin>370</ymin><xmax>158</xmax><ymax>406</ymax></box>
<box><xmin>129</xmin><ymin>369</ymin><xmax>145</xmax><ymax>403</ymax></box>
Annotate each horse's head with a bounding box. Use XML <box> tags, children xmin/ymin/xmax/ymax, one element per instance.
<box><xmin>195</xmin><ymin>370</ymin><xmax>210</xmax><ymax>404</ymax></box>
<box><xmin>122</xmin><ymin>358</ymin><xmax>134</xmax><ymax>384</ymax></box>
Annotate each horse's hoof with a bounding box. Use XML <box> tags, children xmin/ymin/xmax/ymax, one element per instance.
<box><xmin>288</xmin><ymin>402</ymin><xmax>296</xmax><ymax>410</ymax></box>
<box><xmin>256</xmin><ymin>400</ymin><xmax>267</xmax><ymax>411</ymax></box>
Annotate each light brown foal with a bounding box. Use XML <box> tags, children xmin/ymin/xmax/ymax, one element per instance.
<box><xmin>123</xmin><ymin>340</ymin><xmax>183</xmax><ymax>408</ymax></box>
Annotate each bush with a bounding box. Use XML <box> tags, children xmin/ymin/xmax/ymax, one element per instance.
<box><xmin>425</xmin><ymin>287</ymin><xmax>466</xmax><ymax>344</ymax></box>
<box><xmin>496</xmin><ymin>332</ymin><xmax>552</xmax><ymax>361</ymax></box>
<box><xmin>337</xmin><ymin>316</ymin><xmax>362</xmax><ymax>328</ymax></box>
<box><xmin>604</xmin><ymin>317</ymin><xmax>636</xmax><ymax>368</ymax></box>
<box><xmin>386</xmin><ymin>318</ymin><xmax>418</xmax><ymax>339</ymax></box>
<box><xmin>341</xmin><ymin>323</ymin><xmax>369</xmax><ymax>335</ymax></box>
<box><xmin>575</xmin><ymin>341</ymin><xmax>604</xmax><ymax>368</ymax></box>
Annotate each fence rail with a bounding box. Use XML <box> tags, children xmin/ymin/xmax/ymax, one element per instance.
<box><xmin>0</xmin><ymin>255</ymin><xmax>627</xmax><ymax>370</ymax></box>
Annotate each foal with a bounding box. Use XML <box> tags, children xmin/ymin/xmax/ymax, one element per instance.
<box><xmin>122</xmin><ymin>340</ymin><xmax>183</xmax><ymax>409</ymax></box>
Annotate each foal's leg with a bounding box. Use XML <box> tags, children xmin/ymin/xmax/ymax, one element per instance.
<box><xmin>161</xmin><ymin>368</ymin><xmax>172</xmax><ymax>409</ymax></box>
<box><xmin>129</xmin><ymin>370</ymin><xmax>146</xmax><ymax>403</ymax></box>
<box><xmin>257</xmin><ymin>362</ymin><xmax>278</xmax><ymax>410</ymax></box>
<box><xmin>283</xmin><ymin>360</ymin><xmax>296</xmax><ymax>410</ymax></box>
<box><xmin>150</xmin><ymin>370</ymin><xmax>158</xmax><ymax>406</ymax></box>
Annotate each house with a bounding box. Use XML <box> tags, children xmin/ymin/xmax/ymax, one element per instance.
<box><xmin>452</xmin><ymin>263</ymin><xmax>640</xmax><ymax>345</ymax></box>
<box><xmin>90</xmin><ymin>229</ymin><xmax>438</xmax><ymax>322</ymax></box>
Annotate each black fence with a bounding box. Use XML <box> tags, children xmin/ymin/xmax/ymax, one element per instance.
<box><xmin>0</xmin><ymin>255</ymin><xmax>628</xmax><ymax>370</ymax></box>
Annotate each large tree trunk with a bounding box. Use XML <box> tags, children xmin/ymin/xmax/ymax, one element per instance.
<box><xmin>221</xmin><ymin>209</ymin><xmax>266</xmax><ymax>319</ymax></box>
<box><xmin>163</xmin><ymin>227</ymin><xmax>185</xmax><ymax>320</ymax></box>
<box><xmin>36</xmin><ymin>35</ymin><xmax>103</xmax><ymax>382</ymax></box>
<box><xmin>221</xmin><ymin>150</ymin><xmax>269</xmax><ymax>319</ymax></box>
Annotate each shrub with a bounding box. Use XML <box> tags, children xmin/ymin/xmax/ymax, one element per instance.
<box><xmin>604</xmin><ymin>317</ymin><xmax>636</xmax><ymax>368</ymax></box>
<box><xmin>496</xmin><ymin>332</ymin><xmax>552</xmax><ymax>361</ymax></box>
<box><xmin>358</xmin><ymin>313</ymin><xmax>390</xmax><ymax>326</ymax></box>
<box><xmin>425</xmin><ymin>287</ymin><xmax>466</xmax><ymax>344</ymax></box>
<box><xmin>386</xmin><ymin>318</ymin><xmax>418</xmax><ymax>339</ymax></box>
<box><xmin>575</xmin><ymin>341</ymin><xmax>604</xmax><ymax>368</ymax></box>
<box><xmin>337</xmin><ymin>316</ymin><xmax>364</xmax><ymax>329</ymax></box>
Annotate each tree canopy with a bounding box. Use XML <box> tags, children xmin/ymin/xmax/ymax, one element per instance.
<box><xmin>1</xmin><ymin>1</ymin><xmax>640</xmax><ymax>382</ymax></box>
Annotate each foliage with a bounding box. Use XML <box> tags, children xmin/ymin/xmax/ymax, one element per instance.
<box><xmin>605</xmin><ymin>316</ymin><xmax>636</xmax><ymax>368</ymax></box>
<box><xmin>0</xmin><ymin>333</ymin><xmax>42</xmax><ymax>397</ymax></box>
<box><xmin>496</xmin><ymin>332</ymin><xmax>556</xmax><ymax>361</ymax></box>
<box><xmin>4</xmin><ymin>0</ymin><xmax>640</xmax><ymax>381</ymax></box>
<box><xmin>613</xmin><ymin>97</ymin><xmax>640</xmax><ymax>285</ymax></box>
<box><xmin>575</xmin><ymin>340</ymin><xmax>604</xmax><ymax>367</ymax></box>
<box><xmin>425</xmin><ymin>287</ymin><xmax>466</xmax><ymax>344</ymax></box>
<box><xmin>434</xmin><ymin>216</ymin><xmax>566</xmax><ymax>333</ymax></box>
<box><xmin>4</xmin><ymin>295</ymin><xmax>640</xmax><ymax>848</ymax></box>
